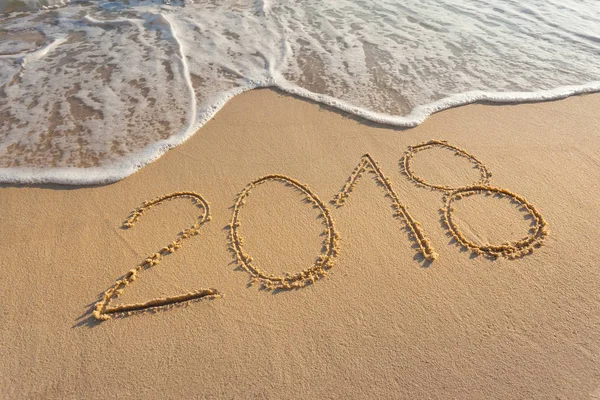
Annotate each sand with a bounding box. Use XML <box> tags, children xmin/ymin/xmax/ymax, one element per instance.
<box><xmin>1</xmin><ymin>88</ymin><xmax>599</xmax><ymax>399</ymax></box>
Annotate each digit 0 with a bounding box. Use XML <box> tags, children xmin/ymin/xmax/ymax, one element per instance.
<box><xmin>228</xmin><ymin>175</ymin><xmax>340</xmax><ymax>290</ymax></box>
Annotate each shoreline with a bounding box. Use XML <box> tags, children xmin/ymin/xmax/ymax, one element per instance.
<box><xmin>2</xmin><ymin>84</ymin><xmax>600</xmax><ymax>185</ymax></box>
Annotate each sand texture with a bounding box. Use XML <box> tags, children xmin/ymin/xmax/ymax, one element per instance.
<box><xmin>1</xmin><ymin>89</ymin><xmax>599</xmax><ymax>399</ymax></box>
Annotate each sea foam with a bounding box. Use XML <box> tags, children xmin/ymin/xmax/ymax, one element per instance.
<box><xmin>0</xmin><ymin>0</ymin><xmax>599</xmax><ymax>184</ymax></box>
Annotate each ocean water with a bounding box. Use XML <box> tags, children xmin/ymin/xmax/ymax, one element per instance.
<box><xmin>1</xmin><ymin>0</ymin><xmax>599</xmax><ymax>184</ymax></box>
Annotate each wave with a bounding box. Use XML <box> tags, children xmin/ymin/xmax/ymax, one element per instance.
<box><xmin>0</xmin><ymin>0</ymin><xmax>599</xmax><ymax>184</ymax></box>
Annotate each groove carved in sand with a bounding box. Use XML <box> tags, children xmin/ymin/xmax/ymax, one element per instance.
<box><xmin>401</xmin><ymin>139</ymin><xmax>492</xmax><ymax>191</ymax></box>
<box><xmin>91</xmin><ymin>141</ymin><xmax>549</xmax><ymax>320</ymax></box>
<box><xmin>228</xmin><ymin>175</ymin><xmax>340</xmax><ymax>290</ymax></box>
<box><xmin>93</xmin><ymin>192</ymin><xmax>220</xmax><ymax>321</ymax></box>
<box><xmin>443</xmin><ymin>186</ymin><xmax>548</xmax><ymax>259</ymax></box>
<box><xmin>400</xmin><ymin>140</ymin><xmax>548</xmax><ymax>259</ymax></box>
<box><xmin>332</xmin><ymin>153</ymin><xmax>438</xmax><ymax>262</ymax></box>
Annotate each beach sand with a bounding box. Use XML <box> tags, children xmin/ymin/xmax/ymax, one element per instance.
<box><xmin>1</xmin><ymin>89</ymin><xmax>599</xmax><ymax>398</ymax></box>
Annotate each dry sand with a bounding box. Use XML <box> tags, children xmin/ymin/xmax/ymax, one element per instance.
<box><xmin>1</xmin><ymin>89</ymin><xmax>599</xmax><ymax>399</ymax></box>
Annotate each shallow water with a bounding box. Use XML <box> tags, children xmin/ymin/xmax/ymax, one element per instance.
<box><xmin>1</xmin><ymin>0</ymin><xmax>599</xmax><ymax>183</ymax></box>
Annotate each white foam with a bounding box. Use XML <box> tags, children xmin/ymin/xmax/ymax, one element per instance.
<box><xmin>0</xmin><ymin>0</ymin><xmax>599</xmax><ymax>184</ymax></box>
<box><xmin>0</xmin><ymin>0</ymin><xmax>71</xmax><ymax>13</ymax></box>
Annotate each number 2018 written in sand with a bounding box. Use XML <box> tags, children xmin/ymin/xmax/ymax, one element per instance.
<box><xmin>93</xmin><ymin>140</ymin><xmax>548</xmax><ymax>321</ymax></box>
